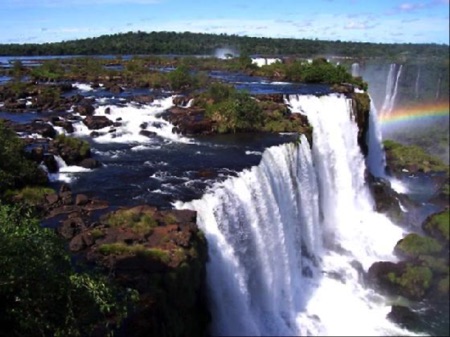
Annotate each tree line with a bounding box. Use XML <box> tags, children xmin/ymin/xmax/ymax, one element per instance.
<box><xmin>0</xmin><ymin>31</ymin><xmax>448</xmax><ymax>61</ymax></box>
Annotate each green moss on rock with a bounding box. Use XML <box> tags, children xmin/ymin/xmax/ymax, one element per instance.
<box><xmin>395</xmin><ymin>233</ymin><xmax>443</xmax><ymax>259</ymax></box>
<box><xmin>383</xmin><ymin>139</ymin><xmax>449</xmax><ymax>175</ymax></box>
<box><xmin>104</xmin><ymin>206</ymin><xmax>158</xmax><ymax>235</ymax></box>
<box><xmin>388</xmin><ymin>264</ymin><xmax>433</xmax><ymax>300</ymax></box>
<box><xmin>423</xmin><ymin>209</ymin><xmax>450</xmax><ymax>243</ymax></box>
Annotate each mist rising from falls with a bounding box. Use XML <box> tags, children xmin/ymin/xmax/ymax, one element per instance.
<box><xmin>381</xmin><ymin>64</ymin><xmax>403</xmax><ymax>116</ymax></box>
<box><xmin>176</xmin><ymin>94</ymin><xmax>412</xmax><ymax>336</ymax></box>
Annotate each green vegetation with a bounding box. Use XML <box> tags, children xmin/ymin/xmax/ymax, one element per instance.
<box><xmin>98</xmin><ymin>243</ymin><xmax>170</xmax><ymax>262</ymax></box>
<box><xmin>395</xmin><ymin>233</ymin><xmax>443</xmax><ymax>258</ymax></box>
<box><xmin>383</xmin><ymin>139</ymin><xmax>449</xmax><ymax>174</ymax></box>
<box><xmin>387</xmin><ymin>264</ymin><xmax>433</xmax><ymax>299</ymax></box>
<box><xmin>54</xmin><ymin>133</ymin><xmax>91</xmax><ymax>157</ymax></box>
<box><xmin>0</xmin><ymin>203</ymin><xmax>136</xmax><ymax>337</ymax></box>
<box><xmin>9</xmin><ymin>186</ymin><xmax>56</xmax><ymax>205</ymax></box>
<box><xmin>193</xmin><ymin>83</ymin><xmax>263</xmax><ymax>133</ymax></box>
<box><xmin>423</xmin><ymin>210</ymin><xmax>450</xmax><ymax>242</ymax></box>
<box><xmin>105</xmin><ymin>208</ymin><xmax>158</xmax><ymax>235</ymax></box>
<box><xmin>0</xmin><ymin>31</ymin><xmax>447</xmax><ymax>61</ymax></box>
<box><xmin>30</xmin><ymin>59</ymin><xmax>65</xmax><ymax>81</ymax></box>
<box><xmin>0</xmin><ymin>121</ymin><xmax>48</xmax><ymax>196</ymax></box>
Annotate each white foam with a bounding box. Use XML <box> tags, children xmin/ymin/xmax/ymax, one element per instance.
<box><xmin>74</xmin><ymin>82</ymin><xmax>93</xmax><ymax>91</ymax></box>
<box><xmin>72</xmin><ymin>96</ymin><xmax>192</xmax><ymax>144</ymax></box>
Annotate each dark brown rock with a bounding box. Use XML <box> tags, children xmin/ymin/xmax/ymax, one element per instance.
<box><xmin>79</xmin><ymin>158</ymin><xmax>101</xmax><ymax>169</ymax></box>
<box><xmin>83</xmin><ymin>115</ymin><xmax>113</xmax><ymax>130</ymax></box>
<box><xmin>75</xmin><ymin>194</ymin><xmax>89</xmax><ymax>206</ymax></box>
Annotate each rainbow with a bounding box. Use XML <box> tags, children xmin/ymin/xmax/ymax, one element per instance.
<box><xmin>379</xmin><ymin>102</ymin><xmax>449</xmax><ymax>129</ymax></box>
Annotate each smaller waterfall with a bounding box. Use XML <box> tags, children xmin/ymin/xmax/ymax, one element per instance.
<box><xmin>351</xmin><ymin>62</ymin><xmax>360</xmax><ymax>77</ymax></box>
<box><xmin>366</xmin><ymin>99</ymin><xmax>386</xmax><ymax>178</ymax></box>
<box><xmin>380</xmin><ymin>64</ymin><xmax>402</xmax><ymax>116</ymax></box>
<box><xmin>435</xmin><ymin>76</ymin><xmax>442</xmax><ymax>100</ymax></box>
<box><xmin>414</xmin><ymin>68</ymin><xmax>421</xmax><ymax>99</ymax></box>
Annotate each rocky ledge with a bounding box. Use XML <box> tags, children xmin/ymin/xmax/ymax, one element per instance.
<box><xmin>39</xmin><ymin>184</ymin><xmax>210</xmax><ymax>337</ymax></box>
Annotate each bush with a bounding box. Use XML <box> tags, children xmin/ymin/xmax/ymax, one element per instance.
<box><xmin>0</xmin><ymin>203</ymin><xmax>135</xmax><ymax>337</ymax></box>
<box><xmin>205</xmin><ymin>88</ymin><xmax>263</xmax><ymax>133</ymax></box>
<box><xmin>0</xmin><ymin>121</ymin><xmax>48</xmax><ymax>195</ymax></box>
<box><xmin>55</xmin><ymin>133</ymin><xmax>91</xmax><ymax>157</ymax></box>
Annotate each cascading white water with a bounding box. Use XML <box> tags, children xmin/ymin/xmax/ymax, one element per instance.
<box><xmin>415</xmin><ymin>68</ymin><xmax>421</xmax><ymax>99</ymax></box>
<box><xmin>366</xmin><ymin>98</ymin><xmax>387</xmax><ymax>178</ymax></box>
<box><xmin>351</xmin><ymin>62</ymin><xmax>360</xmax><ymax>77</ymax></box>
<box><xmin>176</xmin><ymin>94</ymin><xmax>416</xmax><ymax>336</ymax></box>
<box><xmin>380</xmin><ymin>64</ymin><xmax>403</xmax><ymax>116</ymax></box>
<box><xmin>435</xmin><ymin>76</ymin><xmax>442</xmax><ymax>100</ymax></box>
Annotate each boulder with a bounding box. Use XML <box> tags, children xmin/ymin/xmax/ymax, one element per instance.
<box><xmin>83</xmin><ymin>115</ymin><xmax>113</xmax><ymax>130</ymax></box>
<box><xmin>79</xmin><ymin>158</ymin><xmax>101</xmax><ymax>169</ymax></box>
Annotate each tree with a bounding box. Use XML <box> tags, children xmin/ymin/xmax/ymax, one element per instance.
<box><xmin>0</xmin><ymin>203</ymin><xmax>136</xmax><ymax>337</ymax></box>
<box><xmin>0</xmin><ymin>121</ymin><xmax>48</xmax><ymax>195</ymax></box>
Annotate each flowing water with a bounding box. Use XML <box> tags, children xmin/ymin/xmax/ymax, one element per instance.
<box><xmin>176</xmin><ymin>94</ymin><xmax>420</xmax><ymax>336</ymax></box>
<box><xmin>1</xmin><ymin>69</ymin><xmax>446</xmax><ymax>335</ymax></box>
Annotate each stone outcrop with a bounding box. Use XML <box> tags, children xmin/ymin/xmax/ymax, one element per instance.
<box><xmin>42</xmin><ymin>194</ymin><xmax>210</xmax><ymax>337</ymax></box>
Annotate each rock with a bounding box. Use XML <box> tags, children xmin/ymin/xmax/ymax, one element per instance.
<box><xmin>422</xmin><ymin>209</ymin><xmax>450</xmax><ymax>243</ymax></box>
<box><xmin>43</xmin><ymin>154</ymin><xmax>59</xmax><ymax>173</ymax></box>
<box><xmin>133</xmin><ymin>95</ymin><xmax>154</xmax><ymax>104</ymax></box>
<box><xmin>75</xmin><ymin>194</ymin><xmax>89</xmax><ymax>206</ymax></box>
<box><xmin>79</xmin><ymin>158</ymin><xmax>101</xmax><ymax>169</ymax></box>
<box><xmin>368</xmin><ymin>260</ymin><xmax>433</xmax><ymax>300</ymax></box>
<box><xmin>104</xmin><ymin>107</ymin><xmax>111</xmax><ymax>114</ymax></box>
<box><xmin>164</xmin><ymin>107</ymin><xmax>214</xmax><ymax>135</ymax></box>
<box><xmin>45</xmin><ymin>193</ymin><xmax>59</xmax><ymax>205</ymax></box>
<box><xmin>387</xmin><ymin>305</ymin><xmax>422</xmax><ymax>331</ymax></box>
<box><xmin>30</xmin><ymin>146</ymin><xmax>45</xmax><ymax>163</ymax></box>
<box><xmin>139</xmin><ymin>130</ymin><xmax>157</xmax><ymax>138</ymax></box>
<box><xmin>394</xmin><ymin>233</ymin><xmax>443</xmax><ymax>259</ymax></box>
<box><xmin>83</xmin><ymin>199</ymin><xmax>109</xmax><ymax>211</ymax></box>
<box><xmin>254</xmin><ymin>93</ymin><xmax>284</xmax><ymax>103</ymax></box>
<box><xmin>367</xmin><ymin>175</ymin><xmax>406</xmax><ymax>223</ymax></box>
<box><xmin>83</xmin><ymin>115</ymin><xmax>113</xmax><ymax>130</ymax></box>
<box><xmin>75</xmin><ymin>102</ymin><xmax>95</xmax><ymax>116</ymax></box>
<box><xmin>58</xmin><ymin>216</ymin><xmax>86</xmax><ymax>239</ymax></box>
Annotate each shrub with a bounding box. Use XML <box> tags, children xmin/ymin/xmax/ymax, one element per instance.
<box><xmin>0</xmin><ymin>203</ymin><xmax>135</xmax><ymax>337</ymax></box>
<box><xmin>55</xmin><ymin>134</ymin><xmax>91</xmax><ymax>157</ymax></box>
<box><xmin>0</xmin><ymin>121</ymin><xmax>48</xmax><ymax>195</ymax></box>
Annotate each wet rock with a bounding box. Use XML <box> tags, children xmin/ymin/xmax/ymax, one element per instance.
<box><xmin>387</xmin><ymin>305</ymin><xmax>422</xmax><ymax>331</ymax></box>
<box><xmin>139</xmin><ymin>130</ymin><xmax>157</xmax><ymax>138</ymax></box>
<box><xmin>79</xmin><ymin>158</ymin><xmax>101</xmax><ymax>169</ymax></box>
<box><xmin>75</xmin><ymin>194</ymin><xmax>89</xmax><ymax>206</ymax></box>
<box><xmin>43</xmin><ymin>154</ymin><xmax>59</xmax><ymax>173</ymax></box>
<box><xmin>83</xmin><ymin>115</ymin><xmax>113</xmax><ymax>130</ymax></box>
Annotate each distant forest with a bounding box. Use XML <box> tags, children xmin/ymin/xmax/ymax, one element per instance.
<box><xmin>0</xmin><ymin>31</ymin><xmax>448</xmax><ymax>60</ymax></box>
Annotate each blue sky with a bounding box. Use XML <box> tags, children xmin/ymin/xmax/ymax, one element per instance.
<box><xmin>1</xmin><ymin>0</ymin><xmax>449</xmax><ymax>45</ymax></box>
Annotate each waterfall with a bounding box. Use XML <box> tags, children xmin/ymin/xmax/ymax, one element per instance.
<box><xmin>380</xmin><ymin>64</ymin><xmax>402</xmax><ymax>116</ymax></box>
<box><xmin>414</xmin><ymin>68</ymin><xmax>421</xmax><ymax>99</ymax></box>
<box><xmin>366</xmin><ymin>98</ymin><xmax>387</xmax><ymax>178</ymax></box>
<box><xmin>351</xmin><ymin>62</ymin><xmax>360</xmax><ymax>77</ymax></box>
<box><xmin>176</xmin><ymin>94</ymin><xmax>413</xmax><ymax>336</ymax></box>
<box><xmin>436</xmin><ymin>76</ymin><xmax>442</xmax><ymax>100</ymax></box>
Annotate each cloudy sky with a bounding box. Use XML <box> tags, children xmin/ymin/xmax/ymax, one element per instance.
<box><xmin>1</xmin><ymin>0</ymin><xmax>449</xmax><ymax>44</ymax></box>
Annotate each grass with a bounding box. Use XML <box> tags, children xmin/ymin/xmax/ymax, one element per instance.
<box><xmin>12</xmin><ymin>186</ymin><xmax>56</xmax><ymax>205</ymax></box>
<box><xmin>98</xmin><ymin>243</ymin><xmax>170</xmax><ymax>263</ymax></box>
<box><xmin>383</xmin><ymin>139</ymin><xmax>449</xmax><ymax>174</ymax></box>
<box><xmin>105</xmin><ymin>208</ymin><xmax>158</xmax><ymax>235</ymax></box>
